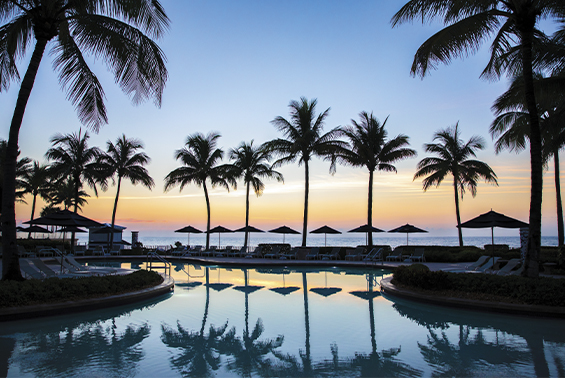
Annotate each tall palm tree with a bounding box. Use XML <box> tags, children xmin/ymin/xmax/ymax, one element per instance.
<box><xmin>391</xmin><ymin>1</ymin><xmax>564</xmax><ymax>276</ymax></box>
<box><xmin>228</xmin><ymin>141</ymin><xmax>283</xmax><ymax>248</ymax></box>
<box><xmin>0</xmin><ymin>0</ymin><xmax>169</xmax><ymax>281</ymax></box>
<box><xmin>0</xmin><ymin>140</ymin><xmax>32</xmax><ymax>208</ymax></box>
<box><xmin>414</xmin><ymin>124</ymin><xmax>498</xmax><ymax>246</ymax></box>
<box><xmin>264</xmin><ymin>97</ymin><xmax>347</xmax><ymax>246</ymax></box>
<box><xmin>100</xmin><ymin>135</ymin><xmax>154</xmax><ymax>250</ymax></box>
<box><xmin>337</xmin><ymin>112</ymin><xmax>417</xmax><ymax>247</ymax></box>
<box><xmin>46</xmin><ymin>130</ymin><xmax>103</xmax><ymax>252</ymax></box>
<box><xmin>164</xmin><ymin>132</ymin><xmax>235</xmax><ymax>250</ymax></box>
<box><xmin>490</xmin><ymin>72</ymin><xmax>565</xmax><ymax>247</ymax></box>
<box><xmin>20</xmin><ymin>161</ymin><xmax>52</xmax><ymax>238</ymax></box>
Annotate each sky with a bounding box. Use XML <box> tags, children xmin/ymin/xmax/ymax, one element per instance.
<box><xmin>1</xmin><ymin>0</ymin><xmax>561</xmax><ymax>240</ymax></box>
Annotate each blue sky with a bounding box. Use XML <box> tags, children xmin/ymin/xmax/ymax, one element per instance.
<box><xmin>1</xmin><ymin>0</ymin><xmax>560</xmax><ymax>238</ymax></box>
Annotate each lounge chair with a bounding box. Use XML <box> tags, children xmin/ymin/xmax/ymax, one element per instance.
<box><xmin>229</xmin><ymin>247</ymin><xmax>246</xmax><ymax>257</ymax></box>
<box><xmin>30</xmin><ymin>258</ymin><xmax>87</xmax><ymax>278</ymax></box>
<box><xmin>385</xmin><ymin>250</ymin><xmax>403</xmax><ymax>262</ymax></box>
<box><xmin>409</xmin><ymin>248</ymin><xmax>426</xmax><ymax>262</ymax></box>
<box><xmin>91</xmin><ymin>245</ymin><xmax>107</xmax><ymax>256</ymax></box>
<box><xmin>509</xmin><ymin>265</ymin><xmax>525</xmax><ymax>276</ymax></box>
<box><xmin>19</xmin><ymin>259</ymin><xmax>45</xmax><ymax>279</ymax></box>
<box><xmin>322</xmin><ymin>247</ymin><xmax>341</xmax><ymax>260</ymax></box>
<box><xmin>465</xmin><ymin>255</ymin><xmax>490</xmax><ymax>270</ymax></box>
<box><xmin>214</xmin><ymin>246</ymin><xmax>231</xmax><ymax>257</ymax></box>
<box><xmin>305</xmin><ymin>247</ymin><xmax>320</xmax><ymax>260</ymax></box>
<box><xmin>264</xmin><ymin>246</ymin><xmax>282</xmax><ymax>259</ymax></box>
<box><xmin>345</xmin><ymin>247</ymin><xmax>365</xmax><ymax>261</ymax></box>
<box><xmin>55</xmin><ymin>256</ymin><xmax>101</xmax><ymax>275</ymax></box>
<box><xmin>183</xmin><ymin>245</ymin><xmax>202</xmax><ymax>257</ymax></box>
<box><xmin>201</xmin><ymin>246</ymin><xmax>217</xmax><ymax>257</ymax></box>
<box><xmin>496</xmin><ymin>258</ymin><xmax>522</xmax><ymax>275</ymax></box>
<box><xmin>363</xmin><ymin>248</ymin><xmax>383</xmax><ymax>262</ymax></box>
<box><xmin>245</xmin><ymin>246</ymin><xmax>263</xmax><ymax>258</ymax></box>
<box><xmin>280</xmin><ymin>247</ymin><xmax>299</xmax><ymax>260</ymax></box>
<box><xmin>36</xmin><ymin>245</ymin><xmax>55</xmax><ymax>257</ymax></box>
<box><xmin>73</xmin><ymin>245</ymin><xmax>87</xmax><ymax>256</ymax></box>
<box><xmin>110</xmin><ymin>245</ymin><xmax>122</xmax><ymax>256</ymax></box>
<box><xmin>475</xmin><ymin>257</ymin><xmax>500</xmax><ymax>272</ymax></box>
<box><xmin>171</xmin><ymin>246</ymin><xmax>187</xmax><ymax>256</ymax></box>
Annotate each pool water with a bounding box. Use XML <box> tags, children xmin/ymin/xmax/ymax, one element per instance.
<box><xmin>1</xmin><ymin>263</ymin><xmax>564</xmax><ymax>377</ymax></box>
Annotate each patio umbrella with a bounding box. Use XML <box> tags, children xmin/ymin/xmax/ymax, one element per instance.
<box><xmin>234</xmin><ymin>225</ymin><xmax>265</xmax><ymax>248</ymax></box>
<box><xmin>309</xmin><ymin>271</ymin><xmax>342</xmax><ymax>297</ymax></box>
<box><xmin>24</xmin><ymin>209</ymin><xmax>101</xmax><ymax>227</ymax></box>
<box><xmin>174</xmin><ymin>225</ymin><xmax>203</xmax><ymax>246</ymax></box>
<box><xmin>309</xmin><ymin>225</ymin><xmax>341</xmax><ymax>247</ymax></box>
<box><xmin>460</xmin><ymin>210</ymin><xmax>528</xmax><ymax>260</ymax></box>
<box><xmin>348</xmin><ymin>224</ymin><xmax>385</xmax><ymax>246</ymax></box>
<box><xmin>207</xmin><ymin>225</ymin><xmax>234</xmax><ymax>248</ymax></box>
<box><xmin>388</xmin><ymin>223</ymin><xmax>428</xmax><ymax>245</ymax></box>
<box><xmin>18</xmin><ymin>225</ymin><xmax>52</xmax><ymax>238</ymax></box>
<box><xmin>58</xmin><ymin>226</ymin><xmax>87</xmax><ymax>233</ymax></box>
<box><xmin>268</xmin><ymin>268</ymin><xmax>300</xmax><ymax>296</ymax></box>
<box><xmin>269</xmin><ymin>225</ymin><xmax>300</xmax><ymax>243</ymax></box>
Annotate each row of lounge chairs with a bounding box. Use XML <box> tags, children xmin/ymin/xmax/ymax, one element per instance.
<box><xmin>460</xmin><ymin>256</ymin><xmax>523</xmax><ymax>275</ymax></box>
<box><xmin>20</xmin><ymin>256</ymin><xmax>118</xmax><ymax>280</ymax></box>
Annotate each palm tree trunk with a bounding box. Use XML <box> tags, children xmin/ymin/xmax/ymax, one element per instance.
<box><xmin>368</xmin><ymin>169</ymin><xmax>374</xmax><ymax>247</ymax></box>
<box><xmin>2</xmin><ymin>38</ymin><xmax>48</xmax><ymax>281</ymax></box>
<box><xmin>28</xmin><ymin>193</ymin><xmax>37</xmax><ymax>239</ymax></box>
<box><xmin>521</xmin><ymin>24</ymin><xmax>542</xmax><ymax>278</ymax></box>
<box><xmin>109</xmin><ymin>176</ymin><xmax>122</xmax><ymax>251</ymax></box>
<box><xmin>203</xmin><ymin>182</ymin><xmax>211</xmax><ymax>250</ymax></box>
<box><xmin>244</xmin><ymin>181</ymin><xmax>250</xmax><ymax>248</ymax></box>
<box><xmin>71</xmin><ymin>174</ymin><xmax>81</xmax><ymax>254</ymax></box>
<box><xmin>453</xmin><ymin>176</ymin><xmax>463</xmax><ymax>247</ymax></box>
<box><xmin>555</xmin><ymin>149</ymin><xmax>564</xmax><ymax>248</ymax></box>
<box><xmin>302</xmin><ymin>160</ymin><xmax>309</xmax><ymax>247</ymax></box>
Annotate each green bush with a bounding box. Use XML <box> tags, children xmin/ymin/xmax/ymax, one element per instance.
<box><xmin>392</xmin><ymin>267</ymin><xmax>565</xmax><ymax>306</ymax></box>
<box><xmin>0</xmin><ymin>270</ymin><xmax>163</xmax><ymax>308</ymax></box>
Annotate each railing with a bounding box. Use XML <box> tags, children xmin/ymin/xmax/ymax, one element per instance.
<box><xmin>146</xmin><ymin>251</ymin><xmax>172</xmax><ymax>276</ymax></box>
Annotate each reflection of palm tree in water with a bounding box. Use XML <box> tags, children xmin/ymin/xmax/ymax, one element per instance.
<box><xmin>161</xmin><ymin>267</ymin><xmax>235</xmax><ymax>377</ymax></box>
<box><xmin>227</xmin><ymin>269</ymin><xmax>284</xmax><ymax>376</ymax></box>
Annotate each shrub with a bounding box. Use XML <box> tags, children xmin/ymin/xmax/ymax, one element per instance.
<box><xmin>0</xmin><ymin>270</ymin><xmax>163</xmax><ymax>308</ymax></box>
<box><xmin>392</xmin><ymin>268</ymin><xmax>565</xmax><ymax>306</ymax></box>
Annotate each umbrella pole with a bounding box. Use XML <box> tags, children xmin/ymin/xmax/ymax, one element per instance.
<box><xmin>406</xmin><ymin>233</ymin><xmax>409</xmax><ymax>245</ymax></box>
<box><xmin>325</xmin><ymin>234</ymin><xmax>327</xmax><ymax>247</ymax></box>
<box><xmin>491</xmin><ymin>226</ymin><xmax>494</xmax><ymax>262</ymax></box>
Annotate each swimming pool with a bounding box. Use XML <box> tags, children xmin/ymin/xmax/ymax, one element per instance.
<box><xmin>1</xmin><ymin>263</ymin><xmax>564</xmax><ymax>377</ymax></box>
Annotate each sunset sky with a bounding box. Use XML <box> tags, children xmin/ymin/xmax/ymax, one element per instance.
<box><xmin>1</xmin><ymin>0</ymin><xmax>561</xmax><ymax>239</ymax></box>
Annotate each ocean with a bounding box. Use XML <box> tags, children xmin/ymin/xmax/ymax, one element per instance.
<box><xmin>127</xmin><ymin>233</ymin><xmax>559</xmax><ymax>250</ymax></box>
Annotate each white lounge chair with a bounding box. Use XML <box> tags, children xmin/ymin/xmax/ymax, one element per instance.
<box><xmin>345</xmin><ymin>246</ymin><xmax>365</xmax><ymax>261</ymax></box>
<box><xmin>475</xmin><ymin>257</ymin><xmax>500</xmax><ymax>272</ymax></box>
<box><xmin>363</xmin><ymin>248</ymin><xmax>383</xmax><ymax>262</ymax></box>
<box><xmin>19</xmin><ymin>259</ymin><xmax>44</xmax><ymax>279</ymax></box>
<box><xmin>385</xmin><ymin>250</ymin><xmax>403</xmax><ymax>262</ymax></box>
<box><xmin>496</xmin><ymin>258</ymin><xmax>522</xmax><ymax>275</ymax></box>
<box><xmin>322</xmin><ymin>247</ymin><xmax>341</xmax><ymax>260</ymax></box>
<box><xmin>30</xmin><ymin>258</ymin><xmax>87</xmax><ymax>278</ymax></box>
<box><xmin>305</xmin><ymin>247</ymin><xmax>320</xmax><ymax>260</ymax></box>
<box><xmin>66</xmin><ymin>256</ymin><xmax>117</xmax><ymax>274</ymax></box>
<box><xmin>264</xmin><ymin>246</ymin><xmax>282</xmax><ymax>259</ymax></box>
<box><xmin>465</xmin><ymin>255</ymin><xmax>490</xmax><ymax>270</ymax></box>
<box><xmin>409</xmin><ymin>248</ymin><xmax>426</xmax><ymax>262</ymax></box>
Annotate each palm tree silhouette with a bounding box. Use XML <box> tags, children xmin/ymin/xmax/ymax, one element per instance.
<box><xmin>414</xmin><ymin>124</ymin><xmax>498</xmax><ymax>246</ymax></box>
<box><xmin>100</xmin><ymin>135</ymin><xmax>154</xmax><ymax>250</ymax></box>
<box><xmin>20</xmin><ymin>161</ymin><xmax>52</xmax><ymax>238</ymax></box>
<box><xmin>391</xmin><ymin>0</ymin><xmax>565</xmax><ymax>276</ymax></box>
<box><xmin>46</xmin><ymin>130</ymin><xmax>104</xmax><ymax>251</ymax></box>
<box><xmin>0</xmin><ymin>140</ymin><xmax>32</xmax><ymax>209</ymax></box>
<box><xmin>161</xmin><ymin>268</ymin><xmax>236</xmax><ymax>377</ymax></box>
<box><xmin>228</xmin><ymin>141</ymin><xmax>283</xmax><ymax>248</ymax></box>
<box><xmin>0</xmin><ymin>0</ymin><xmax>169</xmax><ymax>281</ymax></box>
<box><xmin>265</xmin><ymin>97</ymin><xmax>347</xmax><ymax>246</ymax></box>
<box><xmin>164</xmin><ymin>132</ymin><xmax>236</xmax><ymax>250</ymax></box>
<box><xmin>491</xmin><ymin>73</ymin><xmax>565</xmax><ymax>247</ymax></box>
<box><xmin>337</xmin><ymin>112</ymin><xmax>416</xmax><ymax>247</ymax></box>
<box><xmin>48</xmin><ymin>178</ymin><xmax>90</xmax><ymax>212</ymax></box>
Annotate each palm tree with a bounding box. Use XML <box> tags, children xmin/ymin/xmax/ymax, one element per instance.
<box><xmin>337</xmin><ymin>112</ymin><xmax>417</xmax><ymax>247</ymax></box>
<box><xmin>0</xmin><ymin>140</ymin><xmax>32</xmax><ymax>209</ymax></box>
<box><xmin>265</xmin><ymin>97</ymin><xmax>347</xmax><ymax>246</ymax></box>
<box><xmin>228</xmin><ymin>141</ymin><xmax>283</xmax><ymax>248</ymax></box>
<box><xmin>164</xmin><ymin>132</ymin><xmax>235</xmax><ymax>250</ymax></box>
<box><xmin>20</xmin><ymin>161</ymin><xmax>52</xmax><ymax>238</ymax></box>
<box><xmin>49</xmin><ymin>178</ymin><xmax>90</xmax><ymax>211</ymax></box>
<box><xmin>490</xmin><ymin>73</ymin><xmax>565</xmax><ymax>247</ymax></box>
<box><xmin>391</xmin><ymin>1</ymin><xmax>564</xmax><ymax>277</ymax></box>
<box><xmin>414</xmin><ymin>124</ymin><xmax>498</xmax><ymax>246</ymax></box>
<box><xmin>46</xmin><ymin>130</ymin><xmax>103</xmax><ymax>252</ymax></box>
<box><xmin>0</xmin><ymin>0</ymin><xmax>168</xmax><ymax>281</ymax></box>
<box><xmin>100</xmin><ymin>135</ymin><xmax>154</xmax><ymax>250</ymax></box>
<box><xmin>392</xmin><ymin>0</ymin><xmax>565</xmax><ymax>277</ymax></box>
